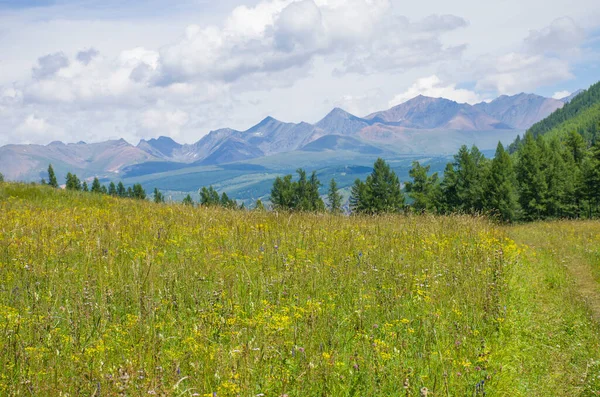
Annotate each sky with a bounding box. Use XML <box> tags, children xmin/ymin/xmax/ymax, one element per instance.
<box><xmin>0</xmin><ymin>0</ymin><xmax>599</xmax><ymax>146</ymax></box>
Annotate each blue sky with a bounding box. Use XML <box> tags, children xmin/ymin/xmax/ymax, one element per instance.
<box><xmin>0</xmin><ymin>0</ymin><xmax>599</xmax><ymax>145</ymax></box>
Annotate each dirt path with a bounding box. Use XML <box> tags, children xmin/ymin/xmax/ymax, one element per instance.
<box><xmin>564</xmin><ymin>253</ymin><xmax>600</xmax><ymax>323</ymax></box>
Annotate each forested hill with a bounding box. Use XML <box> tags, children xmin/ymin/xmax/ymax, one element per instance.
<box><xmin>527</xmin><ymin>81</ymin><xmax>600</xmax><ymax>141</ymax></box>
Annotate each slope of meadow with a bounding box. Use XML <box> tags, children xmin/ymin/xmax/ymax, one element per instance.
<box><xmin>0</xmin><ymin>183</ymin><xmax>599</xmax><ymax>396</ymax></box>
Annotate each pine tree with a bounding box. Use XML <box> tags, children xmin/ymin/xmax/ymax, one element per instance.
<box><xmin>270</xmin><ymin>175</ymin><xmax>295</xmax><ymax>210</ymax></box>
<box><xmin>364</xmin><ymin>158</ymin><xmax>404</xmax><ymax>214</ymax></box>
<box><xmin>65</xmin><ymin>173</ymin><xmax>82</xmax><ymax>191</ymax></box>
<box><xmin>126</xmin><ymin>187</ymin><xmax>133</xmax><ymax>198</ymax></box>
<box><xmin>100</xmin><ymin>185</ymin><xmax>108</xmax><ymax>195</ymax></box>
<box><xmin>307</xmin><ymin>171</ymin><xmax>325</xmax><ymax>212</ymax></box>
<box><xmin>220</xmin><ymin>192</ymin><xmax>235</xmax><ymax>208</ymax></box>
<box><xmin>82</xmin><ymin>181</ymin><xmax>89</xmax><ymax>192</ymax></box>
<box><xmin>405</xmin><ymin>161</ymin><xmax>441</xmax><ymax>213</ymax></box>
<box><xmin>117</xmin><ymin>182</ymin><xmax>126</xmax><ymax>197</ymax></box>
<box><xmin>349</xmin><ymin>178</ymin><xmax>368</xmax><ymax>214</ymax></box>
<box><xmin>132</xmin><ymin>184</ymin><xmax>146</xmax><ymax>200</ymax></box>
<box><xmin>108</xmin><ymin>182</ymin><xmax>117</xmax><ymax>196</ymax></box>
<box><xmin>91</xmin><ymin>177</ymin><xmax>102</xmax><ymax>193</ymax></box>
<box><xmin>582</xmin><ymin>141</ymin><xmax>600</xmax><ymax>217</ymax></box>
<box><xmin>516</xmin><ymin>133</ymin><xmax>548</xmax><ymax>220</ymax></box>
<box><xmin>254</xmin><ymin>199</ymin><xmax>266</xmax><ymax>211</ymax></box>
<box><xmin>48</xmin><ymin>164</ymin><xmax>58</xmax><ymax>188</ymax></box>
<box><xmin>327</xmin><ymin>178</ymin><xmax>343</xmax><ymax>213</ymax></box>
<box><xmin>484</xmin><ymin>142</ymin><xmax>519</xmax><ymax>222</ymax></box>
<box><xmin>200</xmin><ymin>186</ymin><xmax>220</xmax><ymax>206</ymax></box>
<box><xmin>182</xmin><ymin>194</ymin><xmax>194</xmax><ymax>206</ymax></box>
<box><xmin>153</xmin><ymin>188</ymin><xmax>165</xmax><ymax>203</ymax></box>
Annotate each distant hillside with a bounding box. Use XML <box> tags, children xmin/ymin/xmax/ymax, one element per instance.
<box><xmin>527</xmin><ymin>81</ymin><xmax>600</xmax><ymax>141</ymax></box>
<box><xmin>0</xmin><ymin>91</ymin><xmax>569</xmax><ymax>183</ymax></box>
<box><xmin>474</xmin><ymin>93</ymin><xmax>564</xmax><ymax>130</ymax></box>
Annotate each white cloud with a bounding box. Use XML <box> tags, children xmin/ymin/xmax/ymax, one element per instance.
<box><xmin>389</xmin><ymin>75</ymin><xmax>484</xmax><ymax>106</ymax></box>
<box><xmin>139</xmin><ymin>108</ymin><xmax>190</xmax><ymax>139</ymax></box>
<box><xmin>552</xmin><ymin>90</ymin><xmax>571</xmax><ymax>99</ymax></box>
<box><xmin>524</xmin><ymin>17</ymin><xmax>585</xmax><ymax>55</ymax></box>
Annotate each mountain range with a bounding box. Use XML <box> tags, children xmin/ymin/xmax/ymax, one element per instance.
<box><xmin>0</xmin><ymin>91</ymin><xmax>574</xmax><ymax>183</ymax></box>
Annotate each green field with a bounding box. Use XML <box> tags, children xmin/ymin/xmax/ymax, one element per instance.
<box><xmin>1</xmin><ymin>183</ymin><xmax>600</xmax><ymax>396</ymax></box>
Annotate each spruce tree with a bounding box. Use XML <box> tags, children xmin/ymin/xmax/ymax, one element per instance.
<box><xmin>405</xmin><ymin>161</ymin><xmax>441</xmax><ymax>213</ymax></box>
<box><xmin>132</xmin><ymin>184</ymin><xmax>146</xmax><ymax>200</ymax></box>
<box><xmin>307</xmin><ymin>171</ymin><xmax>325</xmax><ymax>212</ymax></box>
<box><xmin>117</xmin><ymin>182</ymin><xmax>126</xmax><ymax>197</ymax></box>
<box><xmin>91</xmin><ymin>177</ymin><xmax>102</xmax><ymax>193</ymax></box>
<box><xmin>270</xmin><ymin>175</ymin><xmax>295</xmax><ymax>210</ymax></box>
<box><xmin>100</xmin><ymin>185</ymin><xmax>108</xmax><ymax>194</ymax></box>
<box><xmin>254</xmin><ymin>199</ymin><xmax>266</xmax><ymax>211</ymax></box>
<box><xmin>349</xmin><ymin>178</ymin><xmax>368</xmax><ymax>214</ymax></box>
<box><xmin>153</xmin><ymin>188</ymin><xmax>165</xmax><ymax>203</ymax></box>
<box><xmin>182</xmin><ymin>194</ymin><xmax>194</xmax><ymax>206</ymax></box>
<box><xmin>82</xmin><ymin>181</ymin><xmax>89</xmax><ymax>192</ymax></box>
<box><xmin>516</xmin><ymin>133</ymin><xmax>548</xmax><ymax>220</ymax></box>
<box><xmin>200</xmin><ymin>186</ymin><xmax>220</xmax><ymax>206</ymax></box>
<box><xmin>484</xmin><ymin>142</ymin><xmax>519</xmax><ymax>222</ymax></box>
<box><xmin>126</xmin><ymin>187</ymin><xmax>133</xmax><ymax>198</ymax></box>
<box><xmin>65</xmin><ymin>173</ymin><xmax>82</xmax><ymax>191</ymax></box>
<box><xmin>220</xmin><ymin>192</ymin><xmax>235</xmax><ymax>208</ymax></box>
<box><xmin>364</xmin><ymin>158</ymin><xmax>404</xmax><ymax>214</ymax></box>
<box><xmin>108</xmin><ymin>182</ymin><xmax>117</xmax><ymax>196</ymax></box>
<box><xmin>582</xmin><ymin>141</ymin><xmax>600</xmax><ymax>217</ymax></box>
<box><xmin>327</xmin><ymin>178</ymin><xmax>343</xmax><ymax>213</ymax></box>
<box><xmin>48</xmin><ymin>164</ymin><xmax>58</xmax><ymax>188</ymax></box>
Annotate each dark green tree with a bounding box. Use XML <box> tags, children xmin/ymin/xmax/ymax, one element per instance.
<box><xmin>327</xmin><ymin>178</ymin><xmax>343</xmax><ymax>213</ymax></box>
<box><xmin>48</xmin><ymin>164</ymin><xmax>58</xmax><ymax>188</ymax></box>
<box><xmin>82</xmin><ymin>181</ymin><xmax>89</xmax><ymax>192</ymax></box>
<box><xmin>0</xmin><ymin>172</ymin><xmax>4</xmax><ymax>183</ymax></box>
<box><xmin>484</xmin><ymin>142</ymin><xmax>519</xmax><ymax>222</ymax></box>
<box><xmin>108</xmin><ymin>182</ymin><xmax>117</xmax><ymax>196</ymax></box>
<box><xmin>270</xmin><ymin>175</ymin><xmax>295</xmax><ymax>210</ymax></box>
<box><xmin>349</xmin><ymin>178</ymin><xmax>368</xmax><ymax>214</ymax></box>
<box><xmin>65</xmin><ymin>173</ymin><xmax>82</xmax><ymax>191</ymax></box>
<box><xmin>405</xmin><ymin>161</ymin><xmax>441</xmax><ymax>213</ymax></box>
<box><xmin>91</xmin><ymin>177</ymin><xmax>102</xmax><ymax>193</ymax></box>
<box><xmin>153</xmin><ymin>188</ymin><xmax>165</xmax><ymax>203</ymax></box>
<box><xmin>126</xmin><ymin>186</ymin><xmax>133</xmax><ymax>198</ymax></box>
<box><xmin>516</xmin><ymin>133</ymin><xmax>548</xmax><ymax>220</ymax></box>
<box><xmin>183</xmin><ymin>194</ymin><xmax>194</xmax><ymax>206</ymax></box>
<box><xmin>132</xmin><ymin>184</ymin><xmax>146</xmax><ymax>200</ymax></box>
<box><xmin>582</xmin><ymin>141</ymin><xmax>600</xmax><ymax>217</ymax></box>
<box><xmin>200</xmin><ymin>186</ymin><xmax>220</xmax><ymax>206</ymax></box>
<box><xmin>100</xmin><ymin>185</ymin><xmax>108</xmax><ymax>194</ymax></box>
<box><xmin>254</xmin><ymin>199</ymin><xmax>266</xmax><ymax>211</ymax></box>
<box><xmin>220</xmin><ymin>192</ymin><xmax>236</xmax><ymax>208</ymax></box>
<box><xmin>117</xmin><ymin>182</ymin><xmax>126</xmax><ymax>197</ymax></box>
<box><xmin>363</xmin><ymin>158</ymin><xmax>405</xmax><ymax>214</ymax></box>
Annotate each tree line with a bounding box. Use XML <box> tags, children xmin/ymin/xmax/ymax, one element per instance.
<box><xmin>42</xmin><ymin>164</ymin><xmax>151</xmax><ymax>201</ymax></box>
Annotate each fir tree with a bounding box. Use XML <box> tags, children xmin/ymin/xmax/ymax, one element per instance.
<box><xmin>200</xmin><ymin>186</ymin><xmax>220</xmax><ymax>206</ymax></box>
<box><xmin>48</xmin><ymin>164</ymin><xmax>58</xmax><ymax>188</ymax></box>
<box><xmin>405</xmin><ymin>161</ymin><xmax>441</xmax><ymax>213</ymax></box>
<box><xmin>327</xmin><ymin>178</ymin><xmax>343</xmax><ymax>213</ymax></box>
<box><xmin>126</xmin><ymin>187</ymin><xmax>133</xmax><ymax>198</ymax></box>
<box><xmin>516</xmin><ymin>133</ymin><xmax>548</xmax><ymax>220</ymax></box>
<box><xmin>108</xmin><ymin>182</ymin><xmax>117</xmax><ymax>196</ymax></box>
<box><xmin>254</xmin><ymin>199</ymin><xmax>266</xmax><ymax>211</ymax></box>
<box><xmin>153</xmin><ymin>188</ymin><xmax>165</xmax><ymax>203</ymax></box>
<box><xmin>91</xmin><ymin>177</ymin><xmax>102</xmax><ymax>193</ymax></box>
<box><xmin>100</xmin><ymin>185</ymin><xmax>108</xmax><ymax>195</ymax></box>
<box><xmin>117</xmin><ymin>182</ymin><xmax>126</xmax><ymax>197</ymax></box>
<box><xmin>182</xmin><ymin>194</ymin><xmax>194</xmax><ymax>206</ymax></box>
<box><xmin>132</xmin><ymin>184</ymin><xmax>146</xmax><ymax>200</ymax></box>
<box><xmin>349</xmin><ymin>178</ymin><xmax>368</xmax><ymax>214</ymax></box>
<box><xmin>364</xmin><ymin>158</ymin><xmax>404</xmax><ymax>214</ymax></box>
<box><xmin>65</xmin><ymin>173</ymin><xmax>82</xmax><ymax>191</ymax></box>
<box><xmin>484</xmin><ymin>142</ymin><xmax>519</xmax><ymax>222</ymax></box>
<box><xmin>270</xmin><ymin>175</ymin><xmax>295</xmax><ymax>210</ymax></box>
<box><xmin>82</xmin><ymin>181</ymin><xmax>89</xmax><ymax>192</ymax></box>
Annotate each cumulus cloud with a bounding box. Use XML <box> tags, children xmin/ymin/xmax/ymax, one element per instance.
<box><xmin>139</xmin><ymin>108</ymin><xmax>190</xmax><ymax>139</ymax></box>
<box><xmin>156</xmin><ymin>0</ymin><xmax>466</xmax><ymax>84</ymax></box>
<box><xmin>32</xmin><ymin>52</ymin><xmax>70</xmax><ymax>80</ymax></box>
<box><xmin>524</xmin><ymin>17</ymin><xmax>585</xmax><ymax>55</ymax></box>
<box><xmin>76</xmin><ymin>48</ymin><xmax>100</xmax><ymax>65</ymax></box>
<box><xmin>389</xmin><ymin>75</ymin><xmax>484</xmax><ymax>106</ymax></box>
<box><xmin>552</xmin><ymin>90</ymin><xmax>571</xmax><ymax>99</ymax></box>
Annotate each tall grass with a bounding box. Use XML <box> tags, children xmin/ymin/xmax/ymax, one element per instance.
<box><xmin>0</xmin><ymin>183</ymin><xmax>599</xmax><ymax>396</ymax></box>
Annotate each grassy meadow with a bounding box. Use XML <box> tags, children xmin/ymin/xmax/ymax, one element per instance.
<box><xmin>1</xmin><ymin>183</ymin><xmax>600</xmax><ymax>396</ymax></box>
